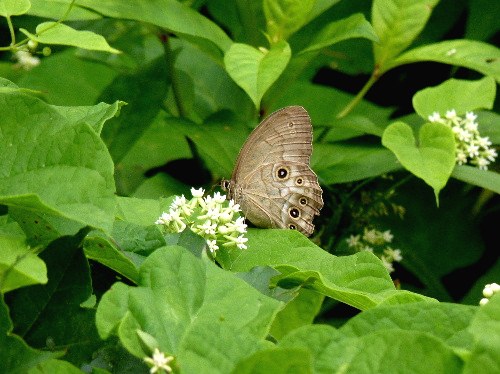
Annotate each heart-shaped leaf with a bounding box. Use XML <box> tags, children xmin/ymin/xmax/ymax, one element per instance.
<box><xmin>224</xmin><ymin>41</ymin><xmax>291</xmax><ymax>108</ymax></box>
<box><xmin>382</xmin><ymin>121</ymin><xmax>455</xmax><ymax>203</ymax></box>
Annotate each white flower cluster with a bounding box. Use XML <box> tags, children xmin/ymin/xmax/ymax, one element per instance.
<box><xmin>479</xmin><ymin>282</ymin><xmax>500</xmax><ymax>306</ymax></box>
<box><xmin>428</xmin><ymin>110</ymin><xmax>497</xmax><ymax>170</ymax></box>
<box><xmin>346</xmin><ymin>228</ymin><xmax>402</xmax><ymax>273</ymax></box>
<box><xmin>156</xmin><ymin>188</ymin><xmax>248</xmax><ymax>254</ymax></box>
<box><xmin>14</xmin><ymin>50</ymin><xmax>40</xmax><ymax>70</ymax></box>
<box><xmin>143</xmin><ymin>348</ymin><xmax>174</xmax><ymax>373</ymax></box>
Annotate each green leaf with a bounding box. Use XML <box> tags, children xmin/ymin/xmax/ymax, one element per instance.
<box><xmin>452</xmin><ymin>165</ymin><xmax>500</xmax><ymax>195</ymax></box>
<box><xmin>51</xmin><ymin>100</ymin><xmax>125</xmax><ymax>135</ymax></box>
<box><xmin>228</xmin><ymin>230</ymin><xmax>427</xmax><ymax>310</ymax></box>
<box><xmin>341</xmin><ymin>302</ymin><xmax>475</xmax><ymax>348</ymax></box>
<box><xmin>382</xmin><ymin>121</ymin><xmax>456</xmax><ymax>202</ymax></box>
<box><xmin>27</xmin><ymin>359</ymin><xmax>84</xmax><ymax>374</ymax></box>
<box><xmin>372</xmin><ymin>0</ymin><xmax>440</xmax><ymax>68</ymax></box>
<box><xmin>224</xmin><ymin>41</ymin><xmax>291</xmax><ymax>108</ymax></box>
<box><xmin>0</xmin><ymin>91</ymin><xmax>116</xmax><ymax>233</ymax></box>
<box><xmin>464</xmin><ymin>295</ymin><xmax>500</xmax><ymax>373</ymax></box>
<box><xmin>413</xmin><ymin>77</ymin><xmax>496</xmax><ymax>119</ymax></box>
<box><xmin>385</xmin><ymin>39</ymin><xmax>500</xmax><ymax>80</ymax></box>
<box><xmin>99</xmin><ymin>57</ymin><xmax>169</xmax><ymax>163</ymax></box>
<box><xmin>0</xmin><ymin>0</ymin><xmax>30</xmax><ymax>17</ymax></box>
<box><xmin>342</xmin><ymin>330</ymin><xmax>463</xmax><ymax>373</ymax></box>
<box><xmin>269</xmin><ymin>289</ymin><xmax>324</xmax><ymax>340</ymax></box>
<box><xmin>0</xmin><ymin>235</ymin><xmax>47</xmax><ymax>293</ymax></box>
<box><xmin>96</xmin><ymin>246</ymin><xmax>282</xmax><ymax>367</ymax></box>
<box><xmin>20</xmin><ymin>22</ymin><xmax>120</xmax><ymax>54</ymax></box>
<box><xmin>232</xmin><ymin>347</ymin><xmax>312</xmax><ymax>373</ymax></box>
<box><xmin>300</xmin><ymin>13</ymin><xmax>378</xmax><ymax>54</ymax></box>
<box><xmin>313</xmin><ymin>143</ymin><xmax>400</xmax><ymax>184</ymax></box>
<box><xmin>73</xmin><ymin>0</ymin><xmax>232</xmax><ymax>51</ymax></box>
<box><xmin>263</xmin><ymin>0</ymin><xmax>315</xmax><ymax>42</ymax></box>
<box><xmin>167</xmin><ymin>114</ymin><xmax>249</xmax><ymax>179</ymax></box>
<box><xmin>7</xmin><ymin>231</ymin><xmax>101</xmax><ymax>366</ymax></box>
<box><xmin>0</xmin><ymin>297</ymin><xmax>61</xmax><ymax>374</ymax></box>
<box><xmin>18</xmin><ymin>49</ymin><xmax>118</xmax><ymax>105</ymax></box>
<box><xmin>28</xmin><ymin>0</ymin><xmax>101</xmax><ymax>21</ymax></box>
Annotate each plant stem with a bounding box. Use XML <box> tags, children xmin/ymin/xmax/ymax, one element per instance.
<box><xmin>336</xmin><ymin>66</ymin><xmax>381</xmax><ymax>119</ymax></box>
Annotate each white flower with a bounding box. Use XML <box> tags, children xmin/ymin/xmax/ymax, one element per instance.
<box><xmin>382</xmin><ymin>230</ymin><xmax>394</xmax><ymax>243</ymax></box>
<box><xmin>14</xmin><ymin>50</ymin><xmax>41</xmax><ymax>70</ymax></box>
<box><xmin>235</xmin><ymin>235</ymin><xmax>248</xmax><ymax>249</ymax></box>
<box><xmin>190</xmin><ymin>187</ymin><xmax>205</xmax><ymax>198</ymax></box>
<box><xmin>445</xmin><ymin>109</ymin><xmax>457</xmax><ymax>120</ymax></box>
<box><xmin>197</xmin><ymin>220</ymin><xmax>217</xmax><ymax>236</ymax></box>
<box><xmin>479</xmin><ymin>298</ymin><xmax>489</xmax><ymax>306</ymax></box>
<box><xmin>384</xmin><ymin>247</ymin><xmax>403</xmax><ymax>262</ymax></box>
<box><xmin>465</xmin><ymin>111</ymin><xmax>477</xmax><ymax>122</ymax></box>
<box><xmin>428</xmin><ymin>112</ymin><xmax>442</xmax><ymax>123</ymax></box>
<box><xmin>143</xmin><ymin>348</ymin><xmax>174</xmax><ymax>373</ymax></box>
<box><xmin>225</xmin><ymin>216</ymin><xmax>247</xmax><ymax>234</ymax></box>
<box><xmin>346</xmin><ymin>234</ymin><xmax>361</xmax><ymax>248</ymax></box>
<box><xmin>224</xmin><ymin>234</ymin><xmax>248</xmax><ymax>250</ymax></box>
<box><xmin>212</xmin><ymin>192</ymin><xmax>227</xmax><ymax>204</ymax></box>
<box><xmin>381</xmin><ymin>255</ymin><xmax>395</xmax><ymax>273</ymax></box>
<box><xmin>362</xmin><ymin>229</ymin><xmax>378</xmax><ymax>244</ymax></box>
<box><xmin>207</xmin><ymin>239</ymin><xmax>219</xmax><ymax>253</ymax></box>
<box><xmin>228</xmin><ymin>200</ymin><xmax>241</xmax><ymax>212</ymax></box>
<box><xmin>485</xmin><ymin>148</ymin><xmax>498</xmax><ymax>161</ymax></box>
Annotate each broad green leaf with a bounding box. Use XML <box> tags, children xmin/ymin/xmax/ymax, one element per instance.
<box><xmin>0</xmin><ymin>92</ymin><xmax>116</xmax><ymax>233</ymax></box>
<box><xmin>466</xmin><ymin>0</ymin><xmax>500</xmax><ymax>40</ymax></box>
<box><xmin>224</xmin><ymin>41</ymin><xmax>291</xmax><ymax>108</ymax></box>
<box><xmin>343</xmin><ymin>330</ymin><xmax>463</xmax><ymax>373</ymax></box>
<box><xmin>452</xmin><ymin>165</ymin><xmax>500</xmax><ymax>195</ymax></box>
<box><xmin>70</xmin><ymin>0</ymin><xmax>232</xmax><ymax>51</ymax></box>
<box><xmin>232</xmin><ymin>347</ymin><xmax>312</xmax><ymax>373</ymax></box>
<box><xmin>20</xmin><ymin>22</ymin><xmax>120</xmax><ymax>54</ymax></box>
<box><xmin>18</xmin><ymin>49</ymin><xmax>118</xmax><ymax>105</ymax></box>
<box><xmin>167</xmin><ymin>114</ymin><xmax>249</xmax><ymax>179</ymax></box>
<box><xmin>0</xmin><ymin>297</ymin><xmax>61</xmax><ymax>374</ymax></box>
<box><xmin>0</xmin><ymin>236</ymin><xmax>47</xmax><ymax>293</ymax></box>
<box><xmin>385</xmin><ymin>39</ymin><xmax>500</xmax><ymax>80</ymax></box>
<box><xmin>413</xmin><ymin>77</ymin><xmax>496</xmax><ymax>119</ymax></box>
<box><xmin>464</xmin><ymin>295</ymin><xmax>500</xmax><ymax>373</ymax></box>
<box><xmin>382</xmin><ymin>121</ymin><xmax>456</xmax><ymax>201</ymax></box>
<box><xmin>281</xmin><ymin>305</ymin><xmax>467</xmax><ymax>373</ymax></box>
<box><xmin>96</xmin><ymin>246</ymin><xmax>281</xmax><ymax>369</ymax></box>
<box><xmin>28</xmin><ymin>0</ymin><xmax>101</xmax><ymax>20</ymax></box>
<box><xmin>300</xmin><ymin>13</ymin><xmax>378</xmax><ymax>54</ymax></box>
<box><xmin>341</xmin><ymin>302</ymin><xmax>475</xmax><ymax>349</ymax></box>
<box><xmin>27</xmin><ymin>359</ymin><xmax>83</xmax><ymax>374</ymax></box>
<box><xmin>263</xmin><ymin>0</ymin><xmax>315</xmax><ymax>42</ymax></box>
<box><xmin>6</xmin><ymin>231</ymin><xmax>101</xmax><ymax>366</ymax></box>
<box><xmin>100</xmin><ymin>57</ymin><xmax>169</xmax><ymax>163</ymax></box>
<box><xmin>51</xmin><ymin>100</ymin><xmax>125</xmax><ymax>135</ymax></box>
<box><xmin>269</xmin><ymin>289</ymin><xmax>324</xmax><ymax>340</ymax></box>
<box><xmin>162</xmin><ymin>38</ymin><xmax>254</xmax><ymax>123</ymax></box>
<box><xmin>372</xmin><ymin>0</ymin><xmax>439</xmax><ymax>68</ymax></box>
<box><xmin>0</xmin><ymin>0</ymin><xmax>30</xmax><ymax>16</ymax></box>
<box><xmin>280</xmin><ymin>325</ymin><xmax>352</xmax><ymax>372</ymax></box>
<box><xmin>228</xmin><ymin>230</ymin><xmax>427</xmax><ymax>310</ymax></box>
<box><xmin>313</xmin><ymin>143</ymin><xmax>400</xmax><ymax>184</ymax></box>
<box><xmin>83</xmin><ymin>231</ymin><xmax>141</xmax><ymax>284</ymax></box>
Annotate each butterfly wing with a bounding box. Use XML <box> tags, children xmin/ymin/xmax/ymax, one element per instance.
<box><xmin>229</xmin><ymin>106</ymin><xmax>323</xmax><ymax>236</ymax></box>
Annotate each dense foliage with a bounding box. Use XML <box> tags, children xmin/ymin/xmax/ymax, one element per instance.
<box><xmin>1</xmin><ymin>0</ymin><xmax>499</xmax><ymax>373</ymax></box>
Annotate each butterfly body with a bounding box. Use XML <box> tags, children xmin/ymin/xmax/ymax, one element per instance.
<box><xmin>223</xmin><ymin>106</ymin><xmax>323</xmax><ymax>237</ymax></box>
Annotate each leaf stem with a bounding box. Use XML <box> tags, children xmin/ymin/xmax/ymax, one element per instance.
<box><xmin>336</xmin><ymin>66</ymin><xmax>381</xmax><ymax>119</ymax></box>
